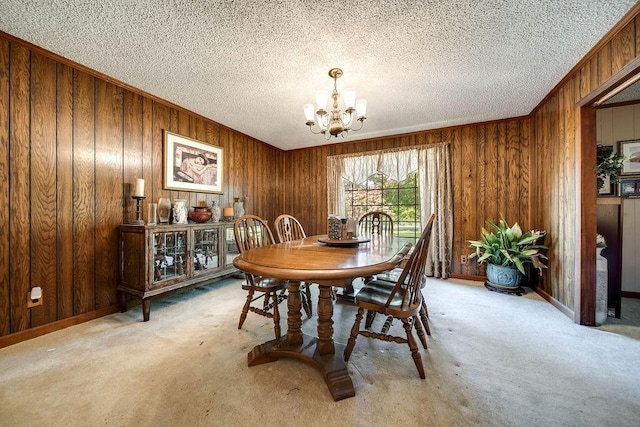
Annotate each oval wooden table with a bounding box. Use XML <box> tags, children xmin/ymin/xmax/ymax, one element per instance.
<box><xmin>233</xmin><ymin>234</ymin><xmax>411</xmax><ymax>401</ymax></box>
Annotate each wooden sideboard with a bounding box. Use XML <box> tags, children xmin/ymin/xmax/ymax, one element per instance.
<box><xmin>118</xmin><ymin>222</ymin><xmax>239</xmax><ymax>321</ymax></box>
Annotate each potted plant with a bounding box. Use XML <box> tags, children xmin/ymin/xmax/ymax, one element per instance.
<box><xmin>468</xmin><ymin>217</ymin><xmax>547</xmax><ymax>287</ymax></box>
<box><xmin>596</xmin><ymin>144</ymin><xmax>625</xmax><ymax>192</ymax></box>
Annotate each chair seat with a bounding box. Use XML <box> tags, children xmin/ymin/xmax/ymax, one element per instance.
<box><xmin>355</xmin><ymin>284</ymin><xmax>419</xmax><ymax>319</ymax></box>
<box><xmin>375</xmin><ymin>269</ymin><xmax>427</xmax><ymax>288</ymax></box>
<box><xmin>374</xmin><ymin>267</ymin><xmax>404</xmax><ymax>283</ymax></box>
<box><xmin>241</xmin><ymin>276</ymin><xmax>287</xmax><ymax>291</ymax></box>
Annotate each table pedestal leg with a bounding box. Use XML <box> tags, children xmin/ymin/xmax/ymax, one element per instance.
<box><xmin>287</xmin><ymin>281</ymin><xmax>303</xmax><ymax>344</ymax></box>
<box><xmin>246</xmin><ymin>282</ymin><xmax>355</xmax><ymax>401</ymax></box>
<box><xmin>316</xmin><ymin>284</ymin><xmax>335</xmax><ymax>355</ymax></box>
<box><xmin>247</xmin><ymin>336</ymin><xmax>354</xmax><ymax>401</ymax></box>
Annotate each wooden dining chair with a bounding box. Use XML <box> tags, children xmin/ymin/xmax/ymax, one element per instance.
<box><xmin>368</xmin><ymin>265</ymin><xmax>431</xmax><ymax>348</ymax></box>
<box><xmin>233</xmin><ymin>214</ymin><xmax>288</xmax><ymax>339</ymax></box>
<box><xmin>356</xmin><ymin>211</ymin><xmax>395</xmax><ymax>286</ymax></box>
<box><xmin>358</xmin><ymin>211</ymin><xmax>394</xmax><ymax>237</ymax></box>
<box><xmin>344</xmin><ymin>214</ymin><xmax>436</xmax><ymax>379</ymax></box>
<box><xmin>273</xmin><ymin>214</ymin><xmax>313</xmax><ymax>318</ymax></box>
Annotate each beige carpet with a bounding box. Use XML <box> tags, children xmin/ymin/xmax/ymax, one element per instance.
<box><xmin>599</xmin><ymin>297</ymin><xmax>640</xmax><ymax>340</ymax></box>
<box><xmin>1</xmin><ymin>277</ymin><xmax>639</xmax><ymax>426</ymax></box>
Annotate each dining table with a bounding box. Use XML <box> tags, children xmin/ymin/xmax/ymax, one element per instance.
<box><xmin>233</xmin><ymin>234</ymin><xmax>412</xmax><ymax>401</ymax></box>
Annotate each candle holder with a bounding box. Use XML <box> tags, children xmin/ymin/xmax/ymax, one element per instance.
<box><xmin>132</xmin><ymin>196</ymin><xmax>146</xmax><ymax>225</ymax></box>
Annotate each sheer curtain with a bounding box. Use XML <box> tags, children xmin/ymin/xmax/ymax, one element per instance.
<box><xmin>417</xmin><ymin>144</ymin><xmax>452</xmax><ymax>278</ymax></box>
<box><xmin>326</xmin><ymin>143</ymin><xmax>452</xmax><ymax>278</ymax></box>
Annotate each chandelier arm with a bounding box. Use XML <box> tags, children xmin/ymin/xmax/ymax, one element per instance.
<box><xmin>340</xmin><ymin>109</ymin><xmax>355</xmax><ymax>129</ymax></box>
<box><xmin>349</xmin><ymin>118</ymin><xmax>365</xmax><ymax>132</ymax></box>
<box><xmin>306</xmin><ymin>123</ymin><xmax>325</xmax><ymax>135</ymax></box>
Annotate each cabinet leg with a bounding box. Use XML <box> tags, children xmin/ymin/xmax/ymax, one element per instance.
<box><xmin>142</xmin><ymin>298</ymin><xmax>151</xmax><ymax>322</ymax></box>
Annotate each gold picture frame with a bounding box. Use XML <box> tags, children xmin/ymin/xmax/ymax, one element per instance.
<box><xmin>163</xmin><ymin>130</ymin><xmax>223</xmax><ymax>194</ymax></box>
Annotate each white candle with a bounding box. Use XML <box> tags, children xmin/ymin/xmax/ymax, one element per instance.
<box><xmin>134</xmin><ymin>178</ymin><xmax>145</xmax><ymax>197</ymax></box>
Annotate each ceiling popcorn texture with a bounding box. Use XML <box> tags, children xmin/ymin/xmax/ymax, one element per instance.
<box><xmin>0</xmin><ymin>1</ymin><xmax>637</xmax><ymax>150</ymax></box>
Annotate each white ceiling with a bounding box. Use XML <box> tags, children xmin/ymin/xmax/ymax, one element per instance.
<box><xmin>0</xmin><ymin>1</ymin><xmax>637</xmax><ymax>151</ymax></box>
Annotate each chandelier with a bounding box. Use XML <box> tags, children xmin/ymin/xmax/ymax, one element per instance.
<box><xmin>303</xmin><ymin>68</ymin><xmax>367</xmax><ymax>138</ymax></box>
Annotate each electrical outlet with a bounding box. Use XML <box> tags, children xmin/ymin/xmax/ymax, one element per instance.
<box><xmin>461</xmin><ymin>255</ymin><xmax>468</xmax><ymax>264</ymax></box>
<box><xmin>27</xmin><ymin>287</ymin><xmax>43</xmax><ymax>308</ymax></box>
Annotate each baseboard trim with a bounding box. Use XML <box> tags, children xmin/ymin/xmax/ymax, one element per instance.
<box><xmin>449</xmin><ymin>273</ymin><xmax>486</xmax><ymax>282</ymax></box>
<box><xmin>621</xmin><ymin>291</ymin><xmax>640</xmax><ymax>299</ymax></box>
<box><xmin>0</xmin><ymin>305</ymin><xmax>120</xmax><ymax>349</ymax></box>
<box><xmin>534</xmin><ymin>287</ymin><xmax>575</xmax><ymax>321</ymax></box>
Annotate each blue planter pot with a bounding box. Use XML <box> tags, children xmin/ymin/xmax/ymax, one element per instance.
<box><xmin>486</xmin><ymin>263</ymin><xmax>522</xmax><ymax>287</ymax></box>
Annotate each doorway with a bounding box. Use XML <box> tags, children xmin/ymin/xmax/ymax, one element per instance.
<box><xmin>578</xmin><ymin>55</ymin><xmax>640</xmax><ymax>327</ymax></box>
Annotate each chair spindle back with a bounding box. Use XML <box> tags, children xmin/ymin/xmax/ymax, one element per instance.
<box><xmin>234</xmin><ymin>214</ymin><xmax>276</xmax><ymax>253</ymax></box>
<box><xmin>385</xmin><ymin>214</ymin><xmax>435</xmax><ymax>310</ymax></box>
<box><xmin>359</xmin><ymin>211</ymin><xmax>394</xmax><ymax>237</ymax></box>
<box><xmin>274</xmin><ymin>214</ymin><xmax>307</xmax><ymax>243</ymax></box>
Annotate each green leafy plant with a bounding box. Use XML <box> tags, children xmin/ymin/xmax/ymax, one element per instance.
<box><xmin>468</xmin><ymin>217</ymin><xmax>548</xmax><ymax>275</ymax></box>
<box><xmin>596</xmin><ymin>144</ymin><xmax>625</xmax><ymax>191</ymax></box>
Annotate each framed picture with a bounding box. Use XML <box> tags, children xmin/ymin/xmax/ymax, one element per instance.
<box><xmin>619</xmin><ymin>139</ymin><xmax>640</xmax><ymax>175</ymax></box>
<box><xmin>598</xmin><ymin>175</ymin><xmax>613</xmax><ymax>195</ymax></box>
<box><xmin>620</xmin><ymin>179</ymin><xmax>638</xmax><ymax>197</ymax></box>
<box><xmin>163</xmin><ymin>130</ymin><xmax>223</xmax><ymax>193</ymax></box>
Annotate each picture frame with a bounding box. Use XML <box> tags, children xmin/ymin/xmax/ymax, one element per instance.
<box><xmin>598</xmin><ymin>175</ymin><xmax>613</xmax><ymax>195</ymax></box>
<box><xmin>163</xmin><ymin>130</ymin><xmax>223</xmax><ymax>194</ymax></box>
<box><xmin>620</xmin><ymin>179</ymin><xmax>638</xmax><ymax>197</ymax></box>
<box><xmin>618</xmin><ymin>139</ymin><xmax>640</xmax><ymax>175</ymax></box>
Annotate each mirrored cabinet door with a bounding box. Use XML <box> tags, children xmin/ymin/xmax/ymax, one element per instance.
<box><xmin>192</xmin><ymin>226</ymin><xmax>222</xmax><ymax>275</ymax></box>
<box><xmin>152</xmin><ymin>230</ymin><xmax>188</xmax><ymax>283</ymax></box>
<box><xmin>224</xmin><ymin>225</ymin><xmax>239</xmax><ymax>269</ymax></box>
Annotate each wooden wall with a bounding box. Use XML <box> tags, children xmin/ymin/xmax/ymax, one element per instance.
<box><xmin>3</xmin><ymin>4</ymin><xmax>640</xmax><ymax>342</ymax></box>
<box><xmin>283</xmin><ymin>118</ymin><xmax>531</xmax><ymax>278</ymax></box>
<box><xmin>531</xmin><ymin>11</ymin><xmax>640</xmax><ymax>321</ymax></box>
<box><xmin>0</xmin><ymin>33</ymin><xmax>284</xmax><ymax>341</ymax></box>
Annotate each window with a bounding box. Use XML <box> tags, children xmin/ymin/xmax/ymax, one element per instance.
<box><xmin>327</xmin><ymin>143</ymin><xmax>453</xmax><ymax>278</ymax></box>
<box><xmin>344</xmin><ymin>171</ymin><xmax>421</xmax><ymax>240</ymax></box>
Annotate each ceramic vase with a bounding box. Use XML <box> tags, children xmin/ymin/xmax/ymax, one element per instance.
<box><xmin>233</xmin><ymin>199</ymin><xmax>245</xmax><ymax>219</ymax></box>
<box><xmin>211</xmin><ymin>201</ymin><xmax>221</xmax><ymax>222</ymax></box>
<box><xmin>172</xmin><ymin>199</ymin><xmax>188</xmax><ymax>224</ymax></box>
<box><xmin>157</xmin><ymin>198</ymin><xmax>171</xmax><ymax>223</ymax></box>
<box><xmin>595</xmin><ymin>247</ymin><xmax>608</xmax><ymax>325</ymax></box>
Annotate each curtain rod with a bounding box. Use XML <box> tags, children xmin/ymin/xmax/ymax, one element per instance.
<box><xmin>327</xmin><ymin>142</ymin><xmax>450</xmax><ymax>161</ymax></box>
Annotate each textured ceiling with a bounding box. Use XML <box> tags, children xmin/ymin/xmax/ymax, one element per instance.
<box><xmin>0</xmin><ymin>1</ymin><xmax>637</xmax><ymax>150</ymax></box>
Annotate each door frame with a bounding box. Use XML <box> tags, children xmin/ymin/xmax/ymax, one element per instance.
<box><xmin>576</xmin><ymin>56</ymin><xmax>640</xmax><ymax>324</ymax></box>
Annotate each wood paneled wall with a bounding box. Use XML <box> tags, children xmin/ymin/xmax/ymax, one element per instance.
<box><xmin>531</xmin><ymin>12</ymin><xmax>640</xmax><ymax>321</ymax></box>
<box><xmin>0</xmin><ymin>34</ymin><xmax>284</xmax><ymax>341</ymax></box>
<box><xmin>3</xmin><ymin>4</ymin><xmax>640</xmax><ymax>342</ymax></box>
<box><xmin>283</xmin><ymin>119</ymin><xmax>531</xmax><ymax>278</ymax></box>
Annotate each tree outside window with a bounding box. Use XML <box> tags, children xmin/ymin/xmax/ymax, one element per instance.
<box><xmin>344</xmin><ymin>171</ymin><xmax>421</xmax><ymax>240</ymax></box>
